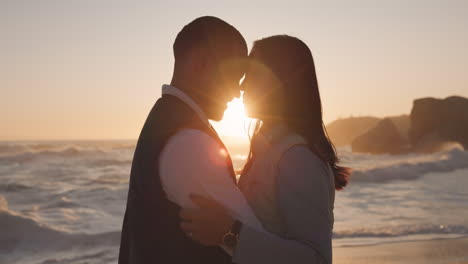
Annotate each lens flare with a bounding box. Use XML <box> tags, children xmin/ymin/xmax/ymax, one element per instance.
<box><xmin>212</xmin><ymin>92</ymin><xmax>255</xmax><ymax>139</ymax></box>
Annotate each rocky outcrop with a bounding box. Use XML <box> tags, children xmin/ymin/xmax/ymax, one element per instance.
<box><xmin>409</xmin><ymin>96</ymin><xmax>468</xmax><ymax>151</ymax></box>
<box><xmin>349</xmin><ymin>96</ymin><xmax>468</xmax><ymax>154</ymax></box>
<box><xmin>351</xmin><ymin>118</ymin><xmax>410</xmax><ymax>154</ymax></box>
<box><xmin>327</xmin><ymin>96</ymin><xmax>468</xmax><ymax>154</ymax></box>
<box><xmin>326</xmin><ymin>117</ymin><xmax>381</xmax><ymax>146</ymax></box>
<box><xmin>389</xmin><ymin>115</ymin><xmax>411</xmax><ymax>141</ymax></box>
<box><xmin>326</xmin><ymin>115</ymin><xmax>410</xmax><ymax>147</ymax></box>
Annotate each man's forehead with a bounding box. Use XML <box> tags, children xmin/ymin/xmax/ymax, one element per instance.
<box><xmin>219</xmin><ymin>56</ymin><xmax>248</xmax><ymax>72</ymax></box>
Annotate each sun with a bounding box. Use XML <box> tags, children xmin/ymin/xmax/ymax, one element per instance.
<box><xmin>211</xmin><ymin>92</ymin><xmax>255</xmax><ymax>139</ymax></box>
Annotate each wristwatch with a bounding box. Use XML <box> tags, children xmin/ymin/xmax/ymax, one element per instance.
<box><xmin>222</xmin><ymin>220</ymin><xmax>242</xmax><ymax>248</ymax></box>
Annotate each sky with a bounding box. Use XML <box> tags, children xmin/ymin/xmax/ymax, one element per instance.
<box><xmin>1</xmin><ymin>0</ymin><xmax>468</xmax><ymax>140</ymax></box>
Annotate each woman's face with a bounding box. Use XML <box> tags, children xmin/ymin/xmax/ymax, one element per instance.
<box><xmin>241</xmin><ymin>53</ymin><xmax>282</xmax><ymax>120</ymax></box>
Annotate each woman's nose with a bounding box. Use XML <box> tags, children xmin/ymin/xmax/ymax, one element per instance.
<box><xmin>242</xmin><ymin>91</ymin><xmax>249</xmax><ymax>103</ymax></box>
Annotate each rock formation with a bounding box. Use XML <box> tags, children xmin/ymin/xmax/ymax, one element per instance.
<box><xmin>409</xmin><ymin>96</ymin><xmax>468</xmax><ymax>151</ymax></box>
<box><xmin>351</xmin><ymin>118</ymin><xmax>410</xmax><ymax>154</ymax></box>
<box><xmin>326</xmin><ymin>117</ymin><xmax>380</xmax><ymax>146</ymax></box>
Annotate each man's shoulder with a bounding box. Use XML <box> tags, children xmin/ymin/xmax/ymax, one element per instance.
<box><xmin>151</xmin><ymin>95</ymin><xmax>194</xmax><ymax>122</ymax></box>
<box><xmin>166</xmin><ymin>129</ymin><xmax>220</xmax><ymax>151</ymax></box>
<box><xmin>141</xmin><ymin>95</ymin><xmax>202</xmax><ymax>137</ymax></box>
<box><xmin>160</xmin><ymin>128</ymin><xmax>228</xmax><ymax>174</ymax></box>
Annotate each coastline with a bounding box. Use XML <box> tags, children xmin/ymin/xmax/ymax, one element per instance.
<box><xmin>334</xmin><ymin>237</ymin><xmax>468</xmax><ymax>264</ymax></box>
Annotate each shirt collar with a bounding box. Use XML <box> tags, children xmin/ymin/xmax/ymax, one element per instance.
<box><xmin>162</xmin><ymin>84</ymin><xmax>210</xmax><ymax>126</ymax></box>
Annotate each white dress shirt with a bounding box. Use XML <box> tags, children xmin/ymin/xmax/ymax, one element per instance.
<box><xmin>159</xmin><ymin>84</ymin><xmax>263</xmax><ymax>231</ymax></box>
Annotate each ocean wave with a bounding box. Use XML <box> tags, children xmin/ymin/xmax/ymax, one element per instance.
<box><xmin>333</xmin><ymin>224</ymin><xmax>468</xmax><ymax>239</ymax></box>
<box><xmin>0</xmin><ymin>144</ymin><xmax>29</xmax><ymax>154</ymax></box>
<box><xmin>0</xmin><ymin>195</ymin><xmax>8</xmax><ymax>211</ymax></box>
<box><xmin>41</xmin><ymin>196</ymin><xmax>82</xmax><ymax>209</ymax></box>
<box><xmin>0</xmin><ymin>141</ymin><xmax>135</xmax><ymax>161</ymax></box>
<box><xmin>2</xmin><ymin>140</ymin><xmax>134</xmax><ymax>149</ymax></box>
<box><xmin>39</xmin><ymin>249</ymin><xmax>116</xmax><ymax>264</ymax></box>
<box><xmin>0</xmin><ymin>183</ymin><xmax>33</xmax><ymax>192</ymax></box>
<box><xmin>0</xmin><ymin>209</ymin><xmax>120</xmax><ymax>253</ymax></box>
<box><xmin>0</xmin><ymin>194</ymin><xmax>119</xmax><ymax>254</ymax></box>
<box><xmin>0</xmin><ymin>150</ymin><xmax>133</xmax><ymax>168</ymax></box>
<box><xmin>350</xmin><ymin>148</ymin><xmax>468</xmax><ymax>182</ymax></box>
<box><xmin>88</xmin><ymin>159</ymin><xmax>132</xmax><ymax>167</ymax></box>
<box><xmin>93</xmin><ymin>174</ymin><xmax>129</xmax><ymax>184</ymax></box>
<box><xmin>0</xmin><ymin>147</ymin><xmax>107</xmax><ymax>163</ymax></box>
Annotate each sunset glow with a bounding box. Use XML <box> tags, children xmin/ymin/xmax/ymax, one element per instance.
<box><xmin>212</xmin><ymin>93</ymin><xmax>255</xmax><ymax>139</ymax></box>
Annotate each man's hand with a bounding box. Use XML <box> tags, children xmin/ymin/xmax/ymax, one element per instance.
<box><xmin>179</xmin><ymin>194</ymin><xmax>235</xmax><ymax>246</ymax></box>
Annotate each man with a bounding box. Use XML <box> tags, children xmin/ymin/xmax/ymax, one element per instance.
<box><xmin>118</xmin><ymin>16</ymin><xmax>261</xmax><ymax>264</ymax></box>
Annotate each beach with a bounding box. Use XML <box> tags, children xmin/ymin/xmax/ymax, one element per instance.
<box><xmin>334</xmin><ymin>237</ymin><xmax>468</xmax><ymax>264</ymax></box>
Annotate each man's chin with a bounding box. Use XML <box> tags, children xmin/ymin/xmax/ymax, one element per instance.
<box><xmin>206</xmin><ymin>107</ymin><xmax>227</xmax><ymax>122</ymax></box>
<box><xmin>209</xmin><ymin>113</ymin><xmax>224</xmax><ymax>122</ymax></box>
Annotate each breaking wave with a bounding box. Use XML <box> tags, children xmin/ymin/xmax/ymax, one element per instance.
<box><xmin>0</xmin><ymin>195</ymin><xmax>120</xmax><ymax>253</ymax></box>
<box><xmin>350</xmin><ymin>148</ymin><xmax>468</xmax><ymax>183</ymax></box>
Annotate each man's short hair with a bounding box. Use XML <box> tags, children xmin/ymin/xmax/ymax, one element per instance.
<box><xmin>173</xmin><ymin>16</ymin><xmax>247</xmax><ymax>62</ymax></box>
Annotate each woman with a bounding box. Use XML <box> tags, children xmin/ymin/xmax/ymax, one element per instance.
<box><xmin>180</xmin><ymin>35</ymin><xmax>350</xmax><ymax>263</ymax></box>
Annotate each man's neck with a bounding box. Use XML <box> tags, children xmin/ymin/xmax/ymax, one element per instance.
<box><xmin>171</xmin><ymin>78</ymin><xmax>199</xmax><ymax>101</ymax></box>
<box><xmin>169</xmin><ymin>78</ymin><xmax>212</xmax><ymax>118</ymax></box>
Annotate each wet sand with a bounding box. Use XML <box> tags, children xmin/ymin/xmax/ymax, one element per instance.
<box><xmin>334</xmin><ymin>237</ymin><xmax>468</xmax><ymax>264</ymax></box>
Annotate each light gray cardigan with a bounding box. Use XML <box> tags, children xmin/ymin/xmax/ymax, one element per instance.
<box><xmin>234</xmin><ymin>128</ymin><xmax>335</xmax><ymax>264</ymax></box>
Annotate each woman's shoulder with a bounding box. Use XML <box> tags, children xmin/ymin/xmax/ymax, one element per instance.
<box><xmin>280</xmin><ymin>145</ymin><xmax>329</xmax><ymax>171</ymax></box>
<box><xmin>277</xmin><ymin>143</ymin><xmax>333</xmax><ymax>183</ymax></box>
<box><xmin>277</xmin><ymin>145</ymin><xmax>335</xmax><ymax>205</ymax></box>
<box><xmin>272</xmin><ymin>133</ymin><xmax>323</xmax><ymax>168</ymax></box>
<box><xmin>270</xmin><ymin>133</ymin><xmax>307</xmax><ymax>159</ymax></box>
<box><xmin>266</xmin><ymin>131</ymin><xmax>331</xmax><ymax>178</ymax></box>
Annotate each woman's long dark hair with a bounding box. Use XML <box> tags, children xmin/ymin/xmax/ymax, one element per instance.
<box><xmin>243</xmin><ymin>35</ymin><xmax>350</xmax><ymax>190</ymax></box>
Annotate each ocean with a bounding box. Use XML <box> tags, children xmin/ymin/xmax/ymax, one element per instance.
<box><xmin>1</xmin><ymin>140</ymin><xmax>467</xmax><ymax>263</ymax></box>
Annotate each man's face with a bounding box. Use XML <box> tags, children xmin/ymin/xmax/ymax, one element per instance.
<box><xmin>203</xmin><ymin>56</ymin><xmax>246</xmax><ymax>121</ymax></box>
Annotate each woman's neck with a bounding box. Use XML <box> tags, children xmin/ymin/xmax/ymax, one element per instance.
<box><xmin>260</xmin><ymin>120</ymin><xmax>282</xmax><ymax>132</ymax></box>
<box><xmin>259</xmin><ymin>121</ymin><xmax>288</xmax><ymax>141</ymax></box>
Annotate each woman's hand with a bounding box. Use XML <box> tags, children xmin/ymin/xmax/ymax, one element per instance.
<box><xmin>179</xmin><ymin>194</ymin><xmax>235</xmax><ymax>246</ymax></box>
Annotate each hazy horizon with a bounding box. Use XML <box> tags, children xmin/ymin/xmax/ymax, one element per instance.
<box><xmin>2</xmin><ymin>0</ymin><xmax>468</xmax><ymax>140</ymax></box>
<box><xmin>0</xmin><ymin>108</ymin><xmax>452</xmax><ymax>141</ymax></box>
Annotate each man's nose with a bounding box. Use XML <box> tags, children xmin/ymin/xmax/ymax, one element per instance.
<box><xmin>239</xmin><ymin>81</ymin><xmax>246</xmax><ymax>93</ymax></box>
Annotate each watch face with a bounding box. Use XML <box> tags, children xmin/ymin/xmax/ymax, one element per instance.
<box><xmin>223</xmin><ymin>233</ymin><xmax>237</xmax><ymax>248</ymax></box>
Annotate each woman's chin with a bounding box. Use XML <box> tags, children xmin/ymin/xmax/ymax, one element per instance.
<box><xmin>246</xmin><ymin>112</ymin><xmax>262</xmax><ymax>121</ymax></box>
<box><xmin>245</xmin><ymin>109</ymin><xmax>257</xmax><ymax>119</ymax></box>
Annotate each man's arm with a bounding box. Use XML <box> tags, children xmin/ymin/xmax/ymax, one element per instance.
<box><xmin>159</xmin><ymin>129</ymin><xmax>262</xmax><ymax>230</ymax></box>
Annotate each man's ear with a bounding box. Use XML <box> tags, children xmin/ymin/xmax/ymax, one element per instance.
<box><xmin>190</xmin><ymin>46</ymin><xmax>210</xmax><ymax>74</ymax></box>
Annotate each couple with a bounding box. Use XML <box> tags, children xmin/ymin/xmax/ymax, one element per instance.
<box><xmin>118</xmin><ymin>16</ymin><xmax>350</xmax><ymax>264</ymax></box>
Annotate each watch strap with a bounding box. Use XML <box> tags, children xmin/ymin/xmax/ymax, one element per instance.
<box><xmin>231</xmin><ymin>220</ymin><xmax>242</xmax><ymax>236</ymax></box>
